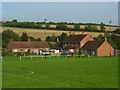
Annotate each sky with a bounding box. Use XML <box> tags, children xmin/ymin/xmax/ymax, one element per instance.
<box><xmin>1</xmin><ymin>2</ymin><xmax>118</xmax><ymax>25</ymax></box>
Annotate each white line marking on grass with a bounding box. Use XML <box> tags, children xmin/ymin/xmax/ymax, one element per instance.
<box><xmin>3</xmin><ymin>72</ymin><xmax>70</xmax><ymax>87</ymax></box>
<box><xmin>3</xmin><ymin>69</ymin><xmax>34</xmax><ymax>76</ymax></box>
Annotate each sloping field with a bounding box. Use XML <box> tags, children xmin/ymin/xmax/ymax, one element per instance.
<box><xmin>1</xmin><ymin>27</ymin><xmax>104</xmax><ymax>40</ymax></box>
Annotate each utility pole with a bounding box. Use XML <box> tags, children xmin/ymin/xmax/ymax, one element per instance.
<box><xmin>44</xmin><ymin>18</ymin><xmax>47</xmax><ymax>40</ymax></box>
<box><xmin>109</xmin><ymin>20</ymin><xmax>112</xmax><ymax>56</ymax></box>
<box><xmin>44</xmin><ymin>18</ymin><xmax>47</xmax><ymax>58</ymax></box>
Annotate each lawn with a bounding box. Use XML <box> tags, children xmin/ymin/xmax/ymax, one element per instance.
<box><xmin>2</xmin><ymin>56</ymin><xmax>118</xmax><ymax>88</ymax></box>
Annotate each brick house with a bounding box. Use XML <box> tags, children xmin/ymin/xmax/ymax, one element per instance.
<box><xmin>80</xmin><ymin>38</ymin><xmax>114</xmax><ymax>56</ymax></box>
<box><xmin>63</xmin><ymin>33</ymin><xmax>94</xmax><ymax>53</ymax></box>
<box><xmin>8</xmin><ymin>41</ymin><xmax>50</xmax><ymax>55</ymax></box>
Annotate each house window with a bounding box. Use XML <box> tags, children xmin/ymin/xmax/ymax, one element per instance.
<box><xmin>34</xmin><ymin>49</ymin><xmax>38</xmax><ymax>52</ymax></box>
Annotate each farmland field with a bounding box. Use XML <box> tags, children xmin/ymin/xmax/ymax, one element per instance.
<box><xmin>0</xmin><ymin>27</ymin><xmax>105</xmax><ymax>40</ymax></box>
<box><xmin>2</xmin><ymin>56</ymin><xmax>118</xmax><ymax>88</ymax></box>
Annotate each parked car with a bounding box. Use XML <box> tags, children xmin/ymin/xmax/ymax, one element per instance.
<box><xmin>42</xmin><ymin>51</ymin><xmax>50</xmax><ymax>56</ymax></box>
<box><xmin>60</xmin><ymin>52</ymin><xmax>70</xmax><ymax>56</ymax></box>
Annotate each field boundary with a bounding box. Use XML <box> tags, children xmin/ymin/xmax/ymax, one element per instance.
<box><xmin>19</xmin><ymin>55</ymin><xmax>89</xmax><ymax>60</ymax></box>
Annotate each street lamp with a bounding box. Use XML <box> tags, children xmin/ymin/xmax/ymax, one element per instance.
<box><xmin>109</xmin><ymin>20</ymin><xmax>112</xmax><ymax>56</ymax></box>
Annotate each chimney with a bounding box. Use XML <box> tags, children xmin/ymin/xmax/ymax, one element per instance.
<box><xmin>28</xmin><ymin>37</ymin><xmax>30</xmax><ymax>42</ymax></box>
<box><xmin>105</xmin><ymin>37</ymin><xmax>107</xmax><ymax>42</ymax></box>
<box><xmin>57</xmin><ymin>37</ymin><xmax>59</xmax><ymax>42</ymax></box>
<box><xmin>82</xmin><ymin>31</ymin><xmax>84</xmax><ymax>35</ymax></box>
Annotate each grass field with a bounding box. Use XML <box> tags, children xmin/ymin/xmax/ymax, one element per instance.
<box><xmin>2</xmin><ymin>56</ymin><xmax>118</xmax><ymax>88</ymax></box>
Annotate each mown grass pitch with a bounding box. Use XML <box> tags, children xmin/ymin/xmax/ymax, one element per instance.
<box><xmin>2</xmin><ymin>56</ymin><xmax>118</xmax><ymax>88</ymax></box>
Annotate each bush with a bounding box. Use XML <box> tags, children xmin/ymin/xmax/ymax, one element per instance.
<box><xmin>25</xmin><ymin>49</ymin><xmax>31</xmax><ymax>56</ymax></box>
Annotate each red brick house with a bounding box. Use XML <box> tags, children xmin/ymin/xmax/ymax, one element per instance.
<box><xmin>80</xmin><ymin>38</ymin><xmax>114</xmax><ymax>56</ymax></box>
<box><xmin>8</xmin><ymin>41</ymin><xmax>50</xmax><ymax>55</ymax></box>
<box><xmin>63</xmin><ymin>34</ymin><xmax>94</xmax><ymax>53</ymax></box>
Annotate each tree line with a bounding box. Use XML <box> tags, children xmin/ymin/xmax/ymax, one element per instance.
<box><xmin>2</xmin><ymin>19</ymin><xmax>107</xmax><ymax>32</ymax></box>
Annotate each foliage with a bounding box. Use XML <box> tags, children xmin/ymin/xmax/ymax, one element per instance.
<box><xmin>56</xmin><ymin>24</ymin><xmax>69</xmax><ymax>30</ymax></box>
<box><xmin>29</xmin><ymin>36</ymin><xmax>36</xmax><ymax>41</ymax></box>
<box><xmin>20</xmin><ymin>32</ymin><xmax>29</xmax><ymax>41</ymax></box>
<box><xmin>25</xmin><ymin>49</ymin><xmax>31</xmax><ymax>56</ymax></box>
<box><xmin>12</xmin><ymin>19</ymin><xmax>17</xmax><ymax>22</ymax></box>
<box><xmin>36</xmin><ymin>38</ymin><xmax>41</xmax><ymax>41</ymax></box>
<box><xmin>59</xmin><ymin>32</ymin><xmax>67</xmax><ymax>41</ymax></box>
<box><xmin>111</xmin><ymin>35</ymin><xmax>120</xmax><ymax>50</ymax></box>
<box><xmin>100</xmin><ymin>22</ymin><xmax>105</xmax><ymax>32</ymax></box>
<box><xmin>77</xmin><ymin>50</ymin><xmax>82</xmax><ymax>55</ymax></box>
<box><xmin>2</xmin><ymin>48</ymin><xmax>8</xmax><ymax>56</ymax></box>
<box><xmin>93</xmin><ymin>34</ymin><xmax>104</xmax><ymax>41</ymax></box>
<box><xmin>93</xmin><ymin>34</ymin><xmax>120</xmax><ymax>50</ymax></box>
<box><xmin>15</xmin><ymin>52</ymin><xmax>24</xmax><ymax>56</ymax></box>
<box><xmin>46</xmin><ymin>24</ymin><xmax>51</xmax><ymax>29</ymax></box>
<box><xmin>47</xmin><ymin>42</ymin><xmax>53</xmax><ymax>48</ymax></box>
<box><xmin>46</xmin><ymin>34</ymin><xmax>57</xmax><ymax>42</ymax></box>
<box><xmin>2</xmin><ymin>19</ymin><xmax>114</xmax><ymax>33</ymax></box>
<box><xmin>2</xmin><ymin>30</ymin><xmax>20</xmax><ymax>48</ymax></box>
<box><xmin>85</xmin><ymin>24</ymin><xmax>99</xmax><ymax>32</ymax></box>
<box><xmin>112</xmin><ymin>28</ymin><xmax>120</xmax><ymax>34</ymax></box>
<box><xmin>74</xmin><ymin>24</ymin><xmax>80</xmax><ymax>31</ymax></box>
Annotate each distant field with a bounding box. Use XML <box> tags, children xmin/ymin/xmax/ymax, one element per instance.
<box><xmin>1</xmin><ymin>27</ymin><xmax>105</xmax><ymax>40</ymax></box>
<box><xmin>2</xmin><ymin>56</ymin><xmax>118</xmax><ymax>88</ymax></box>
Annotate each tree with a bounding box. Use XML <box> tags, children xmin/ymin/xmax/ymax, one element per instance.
<box><xmin>92</xmin><ymin>25</ymin><xmax>98</xmax><ymax>31</ymax></box>
<box><xmin>20</xmin><ymin>32</ymin><xmax>28</xmax><ymax>41</ymax></box>
<box><xmin>59</xmin><ymin>33</ymin><xmax>67</xmax><ymax>41</ymax></box>
<box><xmin>93</xmin><ymin>34</ymin><xmax>104</xmax><ymax>41</ymax></box>
<box><xmin>46</xmin><ymin>34</ymin><xmax>57</xmax><ymax>42</ymax></box>
<box><xmin>29</xmin><ymin>36</ymin><xmax>36</xmax><ymax>41</ymax></box>
<box><xmin>85</xmin><ymin>24</ymin><xmax>92</xmax><ymax>31</ymax></box>
<box><xmin>46</xmin><ymin>36</ymin><xmax>52</xmax><ymax>42</ymax></box>
<box><xmin>100</xmin><ymin>22</ymin><xmax>105</xmax><ymax>32</ymax></box>
<box><xmin>111</xmin><ymin>35</ymin><xmax>120</xmax><ymax>50</ymax></box>
<box><xmin>74</xmin><ymin>24</ymin><xmax>80</xmax><ymax>31</ymax></box>
<box><xmin>56</xmin><ymin>24</ymin><xmax>69</xmax><ymax>30</ymax></box>
<box><xmin>12</xmin><ymin>19</ymin><xmax>17</xmax><ymax>22</ymax></box>
<box><xmin>35</xmin><ymin>24</ymin><xmax>43</xmax><ymax>29</ymax></box>
<box><xmin>46</xmin><ymin>24</ymin><xmax>51</xmax><ymax>29</ymax></box>
<box><xmin>2</xmin><ymin>29</ymin><xmax>20</xmax><ymax>48</ymax></box>
<box><xmin>36</xmin><ymin>38</ymin><xmax>41</xmax><ymax>41</ymax></box>
<box><xmin>112</xmin><ymin>28</ymin><xmax>120</xmax><ymax>34</ymax></box>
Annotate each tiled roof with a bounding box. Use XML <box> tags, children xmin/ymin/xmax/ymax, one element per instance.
<box><xmin>52</xmin><ymin>41</ymin><xmax>63</xmax><ymax>49</ymax></box>
<box><xmin>80</xmin><ymin>41</ymin><xmax>104</xmax><ymax>50</ymax></box>
<box><xmin>64</xmin><ymin>34</ymin><xmax>87</xmax><ymax>43</ymax></box>
<box><xmin>8</xmin><ymin>41</ymin><xmax>50</xmax><ymax>51</ymax></box>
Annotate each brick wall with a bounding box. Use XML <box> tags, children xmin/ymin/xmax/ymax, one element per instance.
<box><xmin>97</xmin><ymin>41</ymin><xmax>114</xmax><ymax>56</ymax></box>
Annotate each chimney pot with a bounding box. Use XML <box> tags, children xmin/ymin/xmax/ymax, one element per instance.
<box><xmin>105</xmin><ymin>37</ymin><xmax>107</xmax><ymax>42</ymax></box>
<box><xmin>82</xmin><ymin>31</ymin><xmax>84</xmax><ymax>35</ymax></box>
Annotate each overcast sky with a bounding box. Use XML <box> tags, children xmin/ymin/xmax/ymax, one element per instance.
<box><xmin>2</xmin><ymin>2</ymin><xmax>118</xmax><ymax>25</ymax></box>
